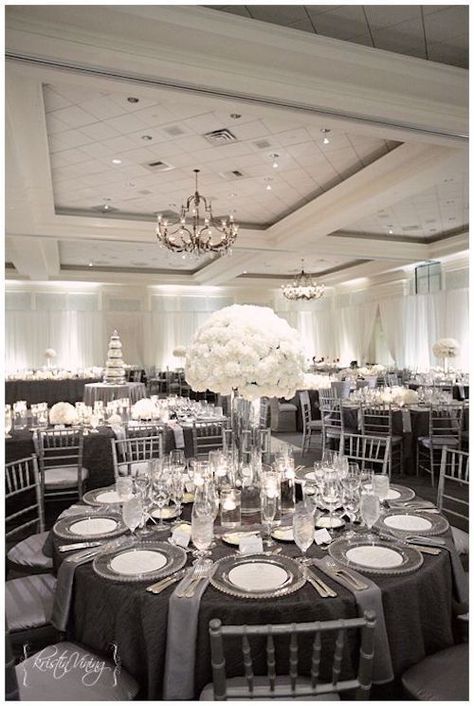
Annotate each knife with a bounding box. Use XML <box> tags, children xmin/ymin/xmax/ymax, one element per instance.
<box><xmin>58</xmin><ymin>541</ymin><xmax>103</xmax><ymax>553</ymax></box>
<box><xmin>146</xmin><ymin>569</ymin><xmax>187</xmax><ymax>594</ymax></box>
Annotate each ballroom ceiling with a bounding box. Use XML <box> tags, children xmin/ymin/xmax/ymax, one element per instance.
<box><xmin>209</xmin><ymin>5</ymin><xmax>468</xmax><ymax>68</ymax></box>
<box><xmin>5</xmin><ymin>4</ymin><xmax>469</xmax><ymax>286</ymax></box>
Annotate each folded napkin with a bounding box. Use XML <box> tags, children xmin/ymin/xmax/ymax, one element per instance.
<box><xmin>162</xmin><ymin>568</ymin><xmax>212</xmax><ymax>699</ymax></box>
<box><xmin>168</xmin><ymin>421</ymin><xmax>185</xmax><ymax>449</ymax></box>
<box><xmin>313</xmin><ymin>556</ymin><xmax>394</xmax><ymax>685</ymax></box>
<box><xmin>51</xmin><ymin>537</ymin><xmax>128</xmax><ymax>632</ymax></box>
<box><xmin>407</xmin><ymin>534</ymin><xmax>468</xmax><ymax>605</ymax></box>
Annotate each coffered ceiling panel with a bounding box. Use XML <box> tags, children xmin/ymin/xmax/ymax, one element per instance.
<box><xmin>44</xmin><ymin>82</ymin><xmax>399</xmax><ymax>226</ymax></box>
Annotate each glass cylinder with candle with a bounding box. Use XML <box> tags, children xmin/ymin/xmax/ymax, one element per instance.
<box><xmin>274</xmin><ymin>456</ymin><xmax>296</xmax><ymax>515</ymax></box>
<box><xmin>220</xmin><ymin>488</ymin><xmax>241</xmax><ymax>528</ymax></box>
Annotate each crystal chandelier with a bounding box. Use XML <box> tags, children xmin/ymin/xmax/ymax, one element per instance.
<box><xmin>155</xmin><ymin>169</ymin><xmax>238</xmax><ymax>256</ymax></box>
<box><xmin>281</xmin><ymin>261</ymin><xmax>326</xmax><ymax>301</ymax></box>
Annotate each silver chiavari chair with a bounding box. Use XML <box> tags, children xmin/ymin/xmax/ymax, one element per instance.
<box><xmin>6</xmin><ymin>455</ymin><xmax>53</xmax><ymax>573</ymax></box>
<box><xmin>437</xmin><ymin>447</ymin><xmax>469</xmax><ymax>557</ymax></box>
<box><xmin>36</xmin><ymin>428</ymin><xmax>88</xmax><ymax>502</ymax></box>
<box><xmin>385</xmin><ymin>373</ymin><xmax>399</xmax><ymax>387</ymax></box>
<box><xmin>319</xmin><ymin>387</ymin><xmax>337</xmax><ymax>411</ymax></box>
<box><xmin>360</xmin><ymin>404</ymin><xmax>403</xmax><ymax>476</ymax></box>
<box><xmin>330</xmin><ymin>380</ymin><xmax>351</xmax><ymax>399</ymax></box>
<box><xmin>417</xmin><ymin>403</ymin><xmax>463</xmax><ymax>486</ymax></box>
<box><xmin>201</xmin><ymin>612</ymin><xmax>376</xmax><ymax>700</ymax></box>
<box><xmin>111</xmin><ymin>434</ymin><xmax>163</xmax><ymax>480</ymax></box>
<box><xmin>342</xmin><ymin>432</ymin><xmax>391</xmax><ymax>475</ymax></box>
<box><xmin>192</xmin><ymin>421</ymin><xmax>228</xmax><ymax>458</ymax></box>
<box><xmin>299</xmin><ymin>390</ymin><xmax>322</xmax><ymax>455</ymax></box>
<box><xmin>321</xmin><ymin>399</ymin><xmax>345</xmax><ymax>455</ymax></box>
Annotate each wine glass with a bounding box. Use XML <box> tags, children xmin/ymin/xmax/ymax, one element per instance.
<box><xmin>360</xmin><ymin>492</ymin><xmax>381</xmax><ymax>537</ymax></box>
<box><xmin>373</xmin><ymin>474</ymin><xmax>390</xmax><ymax>506</ymax></box>
<box><xmin>191</xmin><ymin>510</ymin><xmax>214</xmax><ymax>560</ymax></box>
<box><xmin>151</xmin><ymin>472</ymin><xmax>170</xmax><ymax>528</ymax></box>
<box><xmin>5</xmin><ymin>405</ymin><xmax>12</xmax><ymax>438</ymax></box>
<box><xmin>302</xmin><ymin>479</ymin><xmax>320</xmax><ymax>520</ymax></box>
<box><xmin>134</xmin><ymin>471</ymin><xmax>153</xmax><ymax>535</ymax></box>
<box><xmin>169</xmin><ymin>449</ymin><xmax>185</xmax><ymax>469</ymax></box>
<box><xmin>89</xmin><ymin>414</ymin><xmax>100</xmax><ymax>433</ymax></box>
<box><xmin>261</xmin><ymin>492</ymin><xmax>277</xmax><ymax>548</ymax></box>
<box><xmin>122</xmin><ymin>497</ymin><xmax>142</xmax><ymax>539</ymax></box>
<box><xmin>293</xmin><ymin>504</ymin><xmax>314</xmax><ymax>564</ymax></box>
<box><xmin>170</xmin><ymin>470</ymin><xmax>185</xmax><ymax>523</ymax></box>
<box><xmin>341</xmin><ymin>471</ymin><xmax>361</xmax><ymax>536</ymax></box>
<box><xmin>320</xmin><ymin>473</ymin><xmax>341</xmax><ymax>535</ymax></box>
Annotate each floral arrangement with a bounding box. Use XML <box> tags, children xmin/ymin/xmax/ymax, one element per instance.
<box><xmin>7</xmin><ymin>367</ymin><xmax>103</xmax><ymax>381</ymax></box>
<box><xmin>432</xmin><ymin>338</ymin><xmax>460</xmax><ymax>359</ymax></box>
<box><xmin>185</xmin><ymin>305</ymin><xmax>305</xmax><ymax>400</ymax></box>
<box><xmin>359</xmin><ymin>364</ymin><xmax>386</xmax><ymax>376</ymax></box>
<box><xmin>302</xmin><ymin>373</ymin><xmax>336</xmax><ymax>390</ymax></box>
<box><xmin>49</xmin><ymin>402</ymin><xmax>78</xmax><ymax>426</ymax></box>
<box><xmin>131</xmin><ymin>398</ymin><xmax>158</xmax><ymax>420</ymax></box>
<box><xmin>172</xmin><ymin>346</ymin><xmax>187</xmax><ymax>358</ymax></box>
<box><xmin>380</xmin><ymin>386</ymin><xmax>419</xmax><ymax>407</ymax></box>
<box><xmin>44</xmin><ymin>348</ymin><xmax>57</xmax><ymax>360</ymax></box>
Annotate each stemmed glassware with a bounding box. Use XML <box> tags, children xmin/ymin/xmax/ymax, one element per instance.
<box><xmin>373</xmin><ymin>474</ymin><xmax>390</xmax><ymax>508</ymax></box>
<box><xmin>151</xmin><ymin>469</ymin><xmax>171</xmax><ymax>528</ymax></box>
<box><xmin>302</xmin><ymin>479</ymin><xmax>320</xmax><ymax>521</ymax></box>
<box><xmin>341</xmin><ymin>469</ymin><xmax>361</xmax><ymax>537</ymax></box>
<box><xmin>320</xmin><ymin>471</ymin><xmax>341</xmax><ymax>535</ymax></box>
<box><xmin>360</xmin><ymin>491</ymin><xmax>381</xmax><ymax>538</ymax></box>
<box><xmin>293</xmin><ymin>503</ymin><xmax>314</xmax><ymax>564</ymax></box>
<box><xmin>134</xmin><ymin>470</ymin><xmax>154</xmax><ymax>536</ymax></box>
<box><xmin>191</xmin><ymin>509</ymin><xmax>214</xmax><ymax>560</ymax></box>
<box><xmin>170</xmin><ymin>469</ymin><xmax>185</xmax><ymax>524</ymax></box>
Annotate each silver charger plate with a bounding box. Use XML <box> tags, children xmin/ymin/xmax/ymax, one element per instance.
<box><xmin>328</xmin><ymin>534</ymin><xmax>423</xmax><ymax>575</ymax></box>
<box><xmin>83</xmin><ymin>486</ymin><xmax>127</xmax><ymax>507</ymax></box>
<box><xmin>53</xmin><ymin>512</ymin><xmax>128</xmax><ymax>541</ymax></box>
<box><xmin>384</xmin><ymin>484</ymin><xmax>415</xmax><ymax>502</ymax></box>
<box><xmin>210</xmin><ymin>554</ymin><xmax>305</xmax><ymax>600</ymax></box>
<box><xmin>93</xmin><ymin>540</ymin><xmax>187</xmax><ymax>583</ymax></box>
<box><xmin>376</xmin><ymin>509</ymin><xmax>449</xmax><ymax>537</ymax></box>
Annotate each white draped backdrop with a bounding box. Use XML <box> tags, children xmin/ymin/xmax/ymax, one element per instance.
<box><xmin>5</xmin><ymin>288</ymin><xmax>468</xmax><ymax>372</ymax></box>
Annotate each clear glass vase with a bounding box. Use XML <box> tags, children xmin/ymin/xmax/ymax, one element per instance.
<box><xmin>230</xmin><ymin>389</ymin><xmax>261</xmax><ymax>515</ymax></box>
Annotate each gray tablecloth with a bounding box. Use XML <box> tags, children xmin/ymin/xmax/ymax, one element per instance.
<box><xmin>83</xmin><ymin>382</ymin><xmax>146</xmax><ymax>406</ymax></box>
<box><xmin>5</xmin><ymin>378</ymin><xmax>101</xmax><ymax>407</ymax></box>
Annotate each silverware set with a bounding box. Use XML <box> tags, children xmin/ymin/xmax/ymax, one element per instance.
<box><xmin>175</xmin><ymin>560</ymin><xmax>215</xmax><ymax>599</ymax></box>
<box><xmin>374</xmin><ymin>529</ymin><xmax>441</xmax><ymax>555</ymax></box>
<box><xmin>146</xmin><ymin>569</ymin><xmax>187</xmax><ymax>595</ymax></box>
<box><xmin>324</xmin><ymin>560</ymin><xmax>369</xmax><ymax>591</ymax></box>
<box><xmin>58</xmin><ymin>541</ymin><xmax>103</xmax><ymax>553</ymax></box>
<box><xmin>303</xmin><ymin>566</ymin><xmax>337</xmax><ymax>598</ymax></box>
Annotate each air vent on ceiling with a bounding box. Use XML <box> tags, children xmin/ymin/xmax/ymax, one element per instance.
<box><xmin>138</xmin><ymin>189</ymin><xmax>153</xmax><ymax>195</ymax></box>
<box><xmin>402</xmin><ymin>225</ymin><xmax>420</xmax><ymax>231</ymax></box>
<box><xmin>142</xmin><ymin>160</ymin><xmax>174</xmax><ymax>172</ymax></box>
<box><xmin>253</xmin><ymin>139</ymin><xmax>272</xmax><ymax>149</ymax></box>
<box><xmin>204</xmin><ymin>128</ymin><xmax>238</xmax><ymax>146</ymax></box>
<box><xmin>164</xmin><ymin>125</ymin><xmax>185</xmax><ymax>137</ymax></box>
<box><xmin>218</xmin><ymin>169</ymin><xmax>246</xmax><ymax>180</ymax></box>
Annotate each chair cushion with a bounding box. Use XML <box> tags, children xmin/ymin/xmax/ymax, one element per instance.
<box><xmin>419</xmin><ymin>436</ymin><xmax>459</xmax><ymax>448</ymax></box>
<box><xmin>17</xmin><ymin>641</ymin><xmax>139</xmax><ymax>701</ymax></box>
<box><xmin>6</xmin><ymin>574</ymin><xmax>57</xmax><ymax>632</ymax></box>
<box><xmin>452</xmin><ymin>527</ymin><xmax>469</xmax><ymax>555</ymax></box>
<box><xmin>8</xmin><ymin>531</ymin><xmax>53</xmax><ymax>570</ymax></box>
<box><xmin>200</xmin><ymin>676</ymin><xmax>341</xmax><ymax>700</ymax></box>
<box><xmin>44</xmin><ymin>466</ymin><xmax>89</xmax><ymax>488</ymax></box>
<box><xmin>402</xmin><ymin>644</ymin><xmax>468</xmax><ymax>700</ymax></box>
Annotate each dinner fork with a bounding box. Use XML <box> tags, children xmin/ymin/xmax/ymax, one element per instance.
<box><xmin>184</xmin><ymin>561</ymin><xmax>214</xmax><ymax>598</ymax></box>
<box><xmin>325</xmin><ymin>559</ymin><xmax>368</xmax><ymax>590</ymax></box>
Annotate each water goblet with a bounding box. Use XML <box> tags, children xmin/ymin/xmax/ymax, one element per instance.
<box><xmin>373</xmin><ymin>474</ymin><xmax>390</xmax><ymax>505</ymax></box>
<box><xmin>191</xmin><ymin>511</ymin><xmax>214</xmax><ymax>560</ymax></box>
<box><xmin>320</xmin><ymin>473</ymin><xmax>341</xmax><ymax>535</ymax></box>
<box><xmin>151</xmin><ymin>472</ymin><xmax>170</xmax><ymax>528</ymax></box>
<box><xmin>293</xmin><ymin>504</ymin><xmax>314</xmax><ymax>564</ymax></box>
<box><xmin>302</xmin><ymin>479</ymin><xmax>320</xmax><ymax>520</ymax></box>
<box><xmin>122</xmin><ymin>497</ymin><xmax>142</xmax><ymax>539</ymax></box>
<box><xmin>360</xmin><ymin>492</ymin><xmax>381</xmax><ymax>538</ymax></box>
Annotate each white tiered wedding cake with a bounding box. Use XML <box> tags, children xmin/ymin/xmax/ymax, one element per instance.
<box><xmin>103</xmin><ymin>330</ymin><xmax>126</xmax><ymax>385</ymax></box>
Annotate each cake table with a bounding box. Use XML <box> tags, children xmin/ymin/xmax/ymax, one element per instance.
<box><xmin>83</xmin><ymin>381</ymin><xmax>146</xmax><ymax>407</ymax></box>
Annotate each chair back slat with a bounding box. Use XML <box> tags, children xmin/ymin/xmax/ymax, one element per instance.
<box><xmin>289</xmin><ymin>627</ymin><xmax>298</xmax><ymax>692</ymax></box>
<box><xmin>266</xmin><ymin>629</ymin><xmax>276</xmax><ymax>692</ymax></box>
<box><xmin>111</xmin><ymin>434</ymin><xmax>163</xmax><ymax>479</ymax></box>
<box><xmin>209</xmin><ymin>612</ymin><xmax>376</xmax><ymax>700</ymax></box>
<box><xmin>361</xmin><ymin>405</ymin><xmax>393</xmax><ymax>437</ymax></box>
<box><xmin>192</xmin><ymin>421</ymin><xmax>228</xmax><ymax>458</ymax></box>
<box><xmin>6</xmin><ymin>455</ymin><xmax>44</xmax><ymax>539</ymax></box>
<box><xmin>319</xmin><ymin>388</ymin><xmax>337</xmax><ymax>412</ymax></box>
<box><xmin>342</xmin><ymin>433</ymin><xmax>390</xmax><ymax>475</ymax></box>
<box><xmin>332</xmin><ymin>628</ymin><xmax>345</xmax><ymax>685</ymax></box>
<box><xmin>310</xmin><ymin>631</ymin><xmax>322</xmax><ymax>688</ymax></box>
<box><xmin>242</xmin><ymin>630</ymin><xmax>254</xmax><ymax>694</ymax></box>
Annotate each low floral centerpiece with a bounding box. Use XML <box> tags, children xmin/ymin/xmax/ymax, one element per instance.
<box><xmin>49</xmin><ymin>401</ymin><xmax>78</xmax><ymax>426</ymax></box>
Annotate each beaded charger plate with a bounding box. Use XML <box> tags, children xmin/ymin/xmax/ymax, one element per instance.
<box><xmin>53</xmin><ymin>513</ymin><xmax>128</xmax><ymax>541</ymax></box>
<box><xmin>93</xmin><ymin>540</ymin><xmax>186</xmax><ymax>583</ymax></box>
<box><xmin>376</xmin><ymin>510</ymin><xmax>449</xmax><ymax>537</ymax></box>
<box><xmin>210</xmin><ymin>554</ymin><xmax>305</xmax><ymax>599</ymax></box>
<box><xmin>329</xmin><ymin>535</ymin><xmax>423</xmax><ymax>576</ymax></box>
<box><xmin>83</xmin><ymin>486</ymin><xmax>126</xmax><ymax>507</ymax></box>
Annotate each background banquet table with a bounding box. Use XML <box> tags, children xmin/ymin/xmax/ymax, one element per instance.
<box><xmin>5</xmin><ymin>377</ymin><xmax>101</xmax><ymax>407</ymax></box>
<box><xmin>51</xmin><ymin>516</ymin><xmax>455</xmax><ymax>700</ymax></box>
<box><xmin>5</xmin><ymin>424</ymin><xmax>196</xmax><ymax>490</ymax></box>
<box><xmin>407</xmin><ymin>382</ymin><xmax>469</xmax><ymax>401</ymax></box>
<box><xmin>83</xmin><ymin>382</ymin><xmax>146</xmax><ymax>406</ymax></box>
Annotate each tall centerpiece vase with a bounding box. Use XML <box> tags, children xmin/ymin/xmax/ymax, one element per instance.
<box><xmin>231</xmin><ymin>389</ymin><xmax>262</xmax><ymax>515</ymax></box>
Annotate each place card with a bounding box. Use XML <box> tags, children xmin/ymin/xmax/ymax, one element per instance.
<box><xmin>171</xmin><ymin>525</ymin><xmax>191</xmax><ymax>548</ymax></box>
<box><xmin>239</xmin><ymin>534</ymin><xmax>263</xmax><ymax>555</ymax></box>
<box><xmin>314</xmin><ymin>528</ymin><xmax>332</xmax><ymax>545</ymax></box>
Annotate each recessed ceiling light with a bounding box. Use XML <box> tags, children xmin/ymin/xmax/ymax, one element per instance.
<box><xmin>88</xmin><ymin>261</ymin><xmax>93</xmax><ymax>267</ymax></box>
<box><xmin>141</xmin><ymin>135</ymin><xmax>153</xmax><ymax>141</ymax></box>
<box><xmin>268</xmin><ymin>152</ymin><xmax>280</xmax><ymax>168</ymax></box>
<box><xmin>112</xmin><ymin>158</ymin><xmax>122</xmax><ymax>165</ymax></box>
<box><xmin>127</xmin><ymin>97</ymin><xmax>139</xmax><ymax>103</ymax></box>
<box><xmin>320</xmin><ymin>128</ymin><xmax>331</xmax><ymax>145</ymax></box>
<box><xmin>242</xmin><ymin>270</ymin><xmax>247</xmax><ymax>274</ymax></box>
<box><xmin>230</xmin><ymin>113</ymin><xmax>242</xmax><ymax>119</ymax></box>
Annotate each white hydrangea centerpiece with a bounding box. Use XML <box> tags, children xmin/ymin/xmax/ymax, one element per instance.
<box><xmin>432</xmin><ymin>338</ymin><xmax>460</xmax><ymax>359</ymax></box>
<box><xmin>49</xmin><ymin>402</ymin><xmax>78</xmax><ymax>426</ymax></box>
<box><xmin>185</xmin><ymin>305</ymin><xmax>305</xmax><ymax>401</ymax></box>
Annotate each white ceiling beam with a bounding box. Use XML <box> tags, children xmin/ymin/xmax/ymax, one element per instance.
<box><xmin>428</xmin><ymin>232</ymin><xmax>469</xmax><ymax>260</ymax></box>
<box><xmin>192</xmin><ymin>251</ymin><xmax>258</xmax><ymax>286</ymax></box>
<box><xmin>5</xmin><ymin>5</ymin><xmax>467</xmax><ymax>144</ymax></box>
<box><xmin>7</xmin><ymin>236</ymin><xmax>60</xmax><ymax>280</ymax></box>
<box><xmin>308</xmin><ymin>235</ymin><xmax>428</xmax><ymax>262</ymax></box>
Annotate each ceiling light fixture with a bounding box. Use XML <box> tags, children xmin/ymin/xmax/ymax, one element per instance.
<box><xmin>230</xmin><ymin>113</ymin><xmax>242</xmax><ymax>119</ymax></box>
<box><xmin>269</xmin><ymin>152</ymin><xmax>280</xmax><ymax>168</ymax></box>
<box><xmin>321</xmin><ymin>128</ymin><xmax>331</xmax><ymax>145</ymax></box>
<box><xmin>112</xmin><ymin>158</ymin><xmax>122</xmax><ymax>165</ymax></box>
<box><xmin>282</xmin><ymin>259</ymin><xmax>326</xmax><ymax>301</ymax></box>
<box><xmin>141</xmin><ymin>135</ymin><xmax>153</xmax><ymax>141</ymax></box>
<box><xmin>88</xmin><ymin>261</ymin><xmax>93</xmax><ymax>267</ymax></box>
<box><xmin>127</xmin><ymin>97</ymin><xmax>139</xmax><ymax>103</ymax></box>
<box><xmin>155</xmin><ymin>169</ymin><xmax>239</xmax><ymax>257</ymax></box>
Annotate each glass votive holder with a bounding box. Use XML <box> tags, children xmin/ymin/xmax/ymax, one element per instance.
<box><xmin>116</xmin><ymin>477</ymin><xmax>134</xmax><ymax>501</ymax></box>
<box><xmin>220</xmin><ymin>488</ymin><xmax>241</xmax><ymax>528</ymax></box>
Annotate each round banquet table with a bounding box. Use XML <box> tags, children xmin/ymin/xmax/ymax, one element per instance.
<box><xmin>5</xmin><ymin>377</ymin><xmax>101</xmax><ymax>407</ymax></box>
<box><xmin>5</xmin><ymin>423</ymin><xmax>194</xmax><ymax>490</ymax></box>
<box><xmin>407</xmin><ymin>382</ymin><xmax>469</xmax><ymax>401</ymax></box>
<box><xmin>51</xmin><ymin>508</ymin><xmax>456</xmax><ymax>700</ymax></box>
<box><xmin>83</xmin><ymin>382</ymin><xmax>146</xmax><ymax>406</ymax></box>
